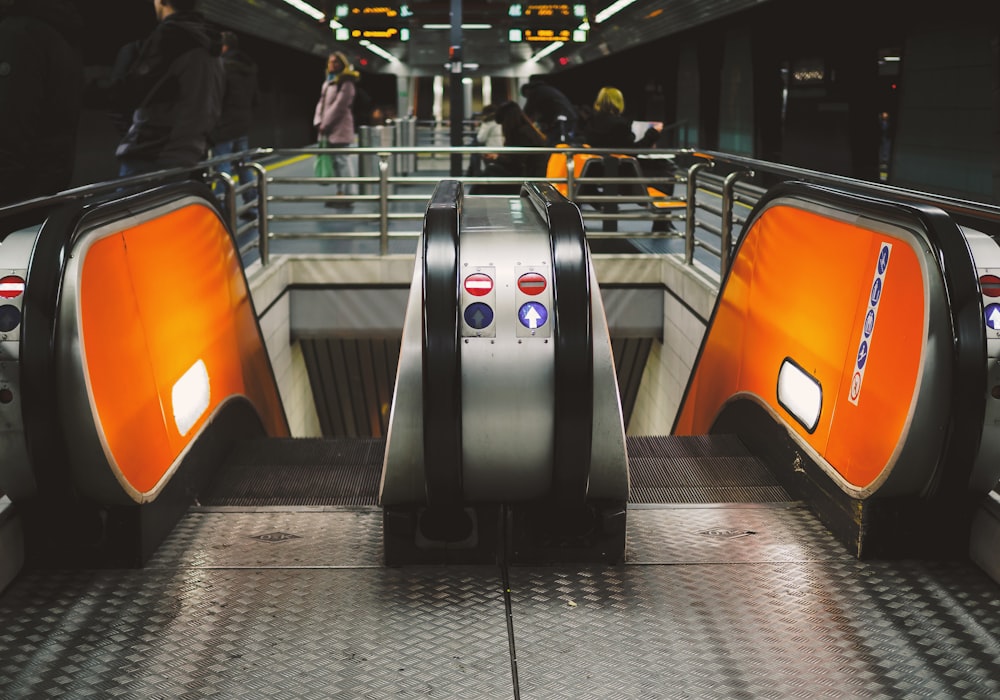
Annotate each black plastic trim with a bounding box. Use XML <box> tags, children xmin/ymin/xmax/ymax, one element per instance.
<box><xmin>421</xmin><ymin>180</ymin><xmax>463</xmax><ymax>507</ymax></box>
<box><xmin>523</xmin><ymin>182</ymin><xmax>593</xmax><ymax>507</ymax></box>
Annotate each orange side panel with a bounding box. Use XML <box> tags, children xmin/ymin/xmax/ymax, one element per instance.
<box><xmin>79</xmin><ymin>203</ymin><xmax>287</xmax><ymax>497</ymax></box>
<box><xmin>675</xmin><ymin>204</ymin><xmax>925</xmax><ymax>490</ymax></box>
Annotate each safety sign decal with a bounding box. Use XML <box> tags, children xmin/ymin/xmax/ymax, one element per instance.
<box><xmin>986</xmin><ymin>303</ymin><xmax>1000</xmax><ymax>331</ymax></box>
<box><xmin>518</xmin><ymin>302</ymin><xmax>548</xmax><ymax>330</ymax></box>
<box><xmin>849</xmin><ymin>242</ymin><xmax>891</xmax><ymax>406</ymax></box>
<box><xmin>464</xmin><ymin>302</ymin><xmax>494</xmax><ymax>330</ymax></box>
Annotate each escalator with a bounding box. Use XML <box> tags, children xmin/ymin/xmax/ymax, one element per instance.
<box><xmin>1</xmin><ymin>179</ymin><xmax>1000</xmax><ymax>697</ymax></box>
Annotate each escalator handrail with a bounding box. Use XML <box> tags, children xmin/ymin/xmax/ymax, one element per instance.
<box><xmin>421</xmin><ymin>180</ymin><xmax>464</xmax><ymax>506</ymax></box>
<box><xmin>523</xmin><ymin>182</ymin><xmax>594</xmax><ymax>507</ymax></box>
<box><xmin>688</xmin><ymin>180</ymin><xmax>986</xmax><ymax>501</ymax></box>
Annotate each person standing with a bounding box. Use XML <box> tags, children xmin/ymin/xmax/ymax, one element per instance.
<box><xmin>470</xmin><ymin>101</ymin><xmax>547</xmax><ymax>194</ymax></box>
<box><xmin>0</xmin><ymin>0</ymin><xmax>84</xmax><ymax>205</ymax></box>
<box><xmin>520</xmin><ymin>77</ymin><xmax>578</xmax><ymax>146</ymax></box>
<box><xmin>582</xmin><ymin>86</ymin><xmax>661</xmax><ymax>149</ymax></box>
<box><xmin>211</xmin><ymin>31</ymin><xmax>259</xmax><ymax>218</ymax></box>
<box><xmin>97</xmin><ymin>0</ymin><xmax>224</xmax><ymax>178</ymax></box>
<box><xmin>313</xmin><ymin>51</ymin><xmax>358</xmax><ymax>207</ymax></box>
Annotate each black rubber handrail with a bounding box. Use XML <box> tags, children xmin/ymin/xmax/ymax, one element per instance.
<box><xmin>684</xmin><ymin>180</ymin><xmax>986</xmax><ymax>502</ymax></box>
<box><xmin>421</xmin><ymin>180</ymin><xmax>463</xmax><ymax>506</ymax></box>
<box><xmin>523</xmin><ymin>182</ymin><xmax>593</xmax><ymax>507</ymax></box>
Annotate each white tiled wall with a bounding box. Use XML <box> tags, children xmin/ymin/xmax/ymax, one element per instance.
<box><xmin>626</xmin><ymin>255</ymin><xmax>720</xmax><ymax>435</ymax></box>
<box><xmin>251</xmin><ymin>253</ymin><xmax>720</xmax><ymax>439</ymax></box>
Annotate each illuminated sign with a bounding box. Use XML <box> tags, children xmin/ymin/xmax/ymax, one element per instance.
<box><xmin>509</xmin><ymin>3</ymin><xmax>587</xmax><ymax>19</ymax></box>
<box><xmin>509</xmin><ymin>27</ymin><xmax>587</xmax><ymax>42</ymax></box>
<box><xmin>335</xmin><ymin>3</ymin><xmax>412</xmax><ymax>35</ymax></box>
<box><xmin>350</xmin><ymin>27</ymin><xmax>406</xmax><ymax>39</ymax></box>
<box><xmin>508</xmin><ymin>2</ymin><xmax>588</xmax><ymax>41</ymax></box>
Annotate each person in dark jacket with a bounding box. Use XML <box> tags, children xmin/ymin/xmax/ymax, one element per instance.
<box><xmin>97</xmin><ymin>0</ymin><xmax>224</xmax><ymax>178</ymax></box>
<box><xmin>211</xmin><ymin>31</ymin><xmax>259</xmax><ymax>217</ymax></box>
<box><xmin>471</xmin><ymin>101</ymin><xmax>547</xmax><ymax>194</ymax></box>
<box><xmin>582</xmin><ymin>86</ymin><xmax>661</xmax><ymax>149</ymax></box>
<box><xmin>520</xmin><ymin>77</ymin><xmax>577</xmax><ymax>146</ymax></box>
<box><xmin>0</xmin><ymin>0</ymin><xmax>84</xmax><ymax>205</ymax></box>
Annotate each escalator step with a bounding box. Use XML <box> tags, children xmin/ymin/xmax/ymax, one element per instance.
<box><xmin>626</xmin><ymin>435</ymin><xmax>791</xmax><ymax>504</ymax></box>
<box><xmin>202</xmin><ymin>437</ymin><xmax>385</xmax><ymax>506</ymax></box>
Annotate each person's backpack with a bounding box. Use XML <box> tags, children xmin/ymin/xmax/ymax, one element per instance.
<box><xmin>352</xmin><ymin>86</ymin><xmax>373</xmax><ymax>129</ymax></box>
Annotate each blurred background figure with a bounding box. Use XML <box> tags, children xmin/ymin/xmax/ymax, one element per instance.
<box><xmin>582</xmin><ymin>86</ymin><xmax>661</xmax><ymax>149</ymax></box>
<box><xmin>211</xmin><ymin>30</ymin><xmax>259</xmax><ymax>219</ymax></box>
<box><xmin>467</xmin><ymin>103</ymin><xmax>504</xmax><ymax>177</ymax></box>
<box><xmin>0</xmin><ymin>0</ymin><xmax>84</xmax><ymax>205</ymax></box>
<box><xmin>520</xmin><ymin>76</ymin><xmax>578</xmax><ymax>146</ymax></box>
<box><xmin>313</xmin><ymin>50</ymin><xmax>358</xmax><ymax>206</ymax></box>
<box><xmin>89</xmin><ymin>0</ymin><xmax>224</xmax><ymax>178</ymax></box>
<box><xmin>470</xmin><ymin>101</ymin><xmax>547</xmax><ymax>194</ymax></box>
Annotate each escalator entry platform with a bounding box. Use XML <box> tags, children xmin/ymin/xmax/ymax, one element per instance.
<box><xmin>379</xmin><ymin>182</ymin><xmax>630</xmax><ymax>565</ymax></box>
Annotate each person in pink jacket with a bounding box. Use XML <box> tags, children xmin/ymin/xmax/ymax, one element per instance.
<box><xmin>313</xmin><ymin>51</ymin><xmax>358</xmax><ymax>206</ymax></box>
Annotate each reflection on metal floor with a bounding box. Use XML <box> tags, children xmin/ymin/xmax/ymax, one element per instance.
<box><xmin>2</xmin><ymin>438</ymin><xmax>1000</xmax><ymax>698</ymax></box>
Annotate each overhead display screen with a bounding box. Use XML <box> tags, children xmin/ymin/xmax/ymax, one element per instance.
<box><xmin>507</xmin><ymin>3</ymin><xmax>588</xmax><ymax>42</ymax></box>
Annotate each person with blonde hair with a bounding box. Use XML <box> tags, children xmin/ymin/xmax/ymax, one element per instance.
<box><xmin>582</xmin><ymin>86</ymin><xmax>660</xmax><ymax>149</ymax></box>
<box><xmin>313</xmin><ymin>50</ymin><xmax>359</xmax><ymax>206</ymax></box>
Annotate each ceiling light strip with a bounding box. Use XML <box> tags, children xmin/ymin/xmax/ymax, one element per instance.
<box><xmin>281</xmin><ymin>0</ymin><xmax>325</xmax><ymax>21</ymax></box>
<box><xmin>594</xmin><ymin>0</ymin><xmax>637</xmax><ymax>24</ymax></box>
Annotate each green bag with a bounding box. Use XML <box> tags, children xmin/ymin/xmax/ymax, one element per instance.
<box><xmin>314</xmin><ymin>138</ymin><xmax>334</xmax><ymax>178</ymax></box>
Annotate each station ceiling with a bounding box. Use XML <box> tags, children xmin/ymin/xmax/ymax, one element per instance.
<box><xmin>201</xmin><ymin>0</ymin><xmax>773</xmax><ymax>75</ymax></box>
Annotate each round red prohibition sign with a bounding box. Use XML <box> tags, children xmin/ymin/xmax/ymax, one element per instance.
<box><xmin>0</xmin><ymin>275</ymin><xmax>25</xmax><ymax>299</ymax></box>
<box><xmin>517</xmin><ymin>272</ymin><xmax>547</xmax><ymax>295</ymax></box>
<box><xmin>464</xmin><ymin>273</ymin><xmax>494</xmax><ymax>297</ymax></box>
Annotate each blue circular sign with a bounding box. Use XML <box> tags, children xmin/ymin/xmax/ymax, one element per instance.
<box><xmin>870</xmin><ymin>278</ymin><xmax>882</xmax><ymax>306</ymax></box>
<box><xmin>878</xmin><ymin>245</ymin><xmax>890</xmax><ymax>274</ymax></box>
<box><xmin>857</xmin><ymin>340</ymin><xmax>869</xmax><ymax>369</ymax></box>
<box><xmin>464</xmin><ymin>302</ymin><xmax>493</xmax><ymax>330</ymax></box>
<box><xmin>518</xmin><ymin>302</ymin><xmax>548</xmax><ymax>330</ymax></box>
<box><xmin>864</xmin><ymin>309</ymin><xmax>875</xmax><ymax>337</ymax></box>
<box><xmin>0</xmin><ymin>304</ymin><xmax>20</xmax><ymax>333</ymax></box>
<box><xmin>985</xmin><ymin>303</ymin><xmax>1000</xmax><ymax>330</ymax></box>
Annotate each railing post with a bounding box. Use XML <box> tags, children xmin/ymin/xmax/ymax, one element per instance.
<box><xmin>379</xmin><ymin>153</ymin><xmax>390</xmax><ymax>255</ymax></box>
<box><xmin>720</xmin><ymin>169</ymin><xmax>754</xmax><ymax>277</ymax></box>
<box><xmin>250</xmin><ymin>162</ymin><xmax>269</xmax><ymax>266</ymax></box>
<box><xmin>567</xmin><ymin>152</ymin><xmax>577</xmax><ymax>199</ymax></box>
<box><xmin>214</xmin><ymin>171</ymin><xmax>237</xmax><ymax>231</ymax></box>
<box><xmin>685</xmin><ymin>161</ymin><xmax>713</xmax><ymax>265</ymax></box>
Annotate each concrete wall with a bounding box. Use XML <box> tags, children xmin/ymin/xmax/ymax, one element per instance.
<box><xmin>247</xmin><ymin>255</ymin><xmax>416</xmax><ymax>438</ymax></box>
<box><xmin>594</xmin><ymin>255</ymin><xmax>720</xmax><ymax>436</ymax></box>
<box><xmin>249</xmin><ymin>252</ymin><xmax>722</xmax><ymax>439</ymax></box>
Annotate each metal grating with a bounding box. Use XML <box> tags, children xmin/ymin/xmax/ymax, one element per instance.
<box><xmin>301</xmin><ymin>335</ymin><xmax>652</xmax><ymax>438</ymax></box>
<box><xmin>202</xmin><ymin>437</ymin><xmax>386</xmax><ymax>506</ymax></box>
<box><xmin>611</xmin><ymin>337</ymin><xmax>653</xmax><ymax>429</ymax></box>
<box><xmin>301</xmin><ymin>338</ymin><xmax>400</xmax><ymax>439</ymax></box>
<box><xmin>626</xmin><ymin>434</ymin><xmax>791</xmax><ymax>503</ymax></box>
<box><xmin>4</xmin><ymin>507</ymin><xmax>1000</xmax><ymax>698</ymax></box>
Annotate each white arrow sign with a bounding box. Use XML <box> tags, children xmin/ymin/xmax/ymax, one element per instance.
<box><xmin>523</xmin><ymin>305</ymin><xmax>542</xmax><ymax>329</ymax></box>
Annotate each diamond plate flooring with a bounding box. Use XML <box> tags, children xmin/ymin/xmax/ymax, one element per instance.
<box><xmin>3</xmin><ymin>505</ymin><xmax>1000</xmax><ymax>699</ymax></box>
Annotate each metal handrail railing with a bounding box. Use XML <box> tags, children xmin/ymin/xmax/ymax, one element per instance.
<box><xmin>7</xmin><ymin>136</ymin><xmax>1000</xmax><ymax>282</ymax></box>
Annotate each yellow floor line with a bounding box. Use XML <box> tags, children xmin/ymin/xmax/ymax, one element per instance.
<box><xmin>265</xmin><ymin>154</ymin><xmax>312</xmax><ymax>171</ymax></box>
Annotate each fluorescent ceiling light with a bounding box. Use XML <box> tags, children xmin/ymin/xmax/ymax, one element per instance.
<box><xmin>777</xmin><ymin>358</ymin><xmax>822</xmax><ymax>433</ymax></box>
<box><xmin>359</xmin><ymin>40</ymin><xmax>399</xmax><ymax>63</ymax></box>
<box><xmin>594</xmin><ymin>0</ymin><xmax>637</xmax><ymax>23</ymax></box>
<box><xmin>529</xmin><ymin>42</ymin><xmax>563</xmax><ymax>62</ymax></box>
<box><xmin>422</xmin><ymin>23</ymin><xmax>493</xmax><ymax>29</ymax></box>
<box><xmin>282</xmin><ymin>0</ymin><xmax>324</xmax><ymax>21</ymax></box>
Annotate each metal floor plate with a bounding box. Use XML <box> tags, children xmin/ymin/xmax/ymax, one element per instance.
<box><xmin>3</xmin><ymin>505</ymin><xmax>1000</xmax><ymax>698</ymax></box>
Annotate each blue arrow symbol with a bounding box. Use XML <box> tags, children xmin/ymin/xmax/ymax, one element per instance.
<box><xmin>989</xmin><ymin>305</ymin><xmax>1000</xmax><ymax>329</ymax></box>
